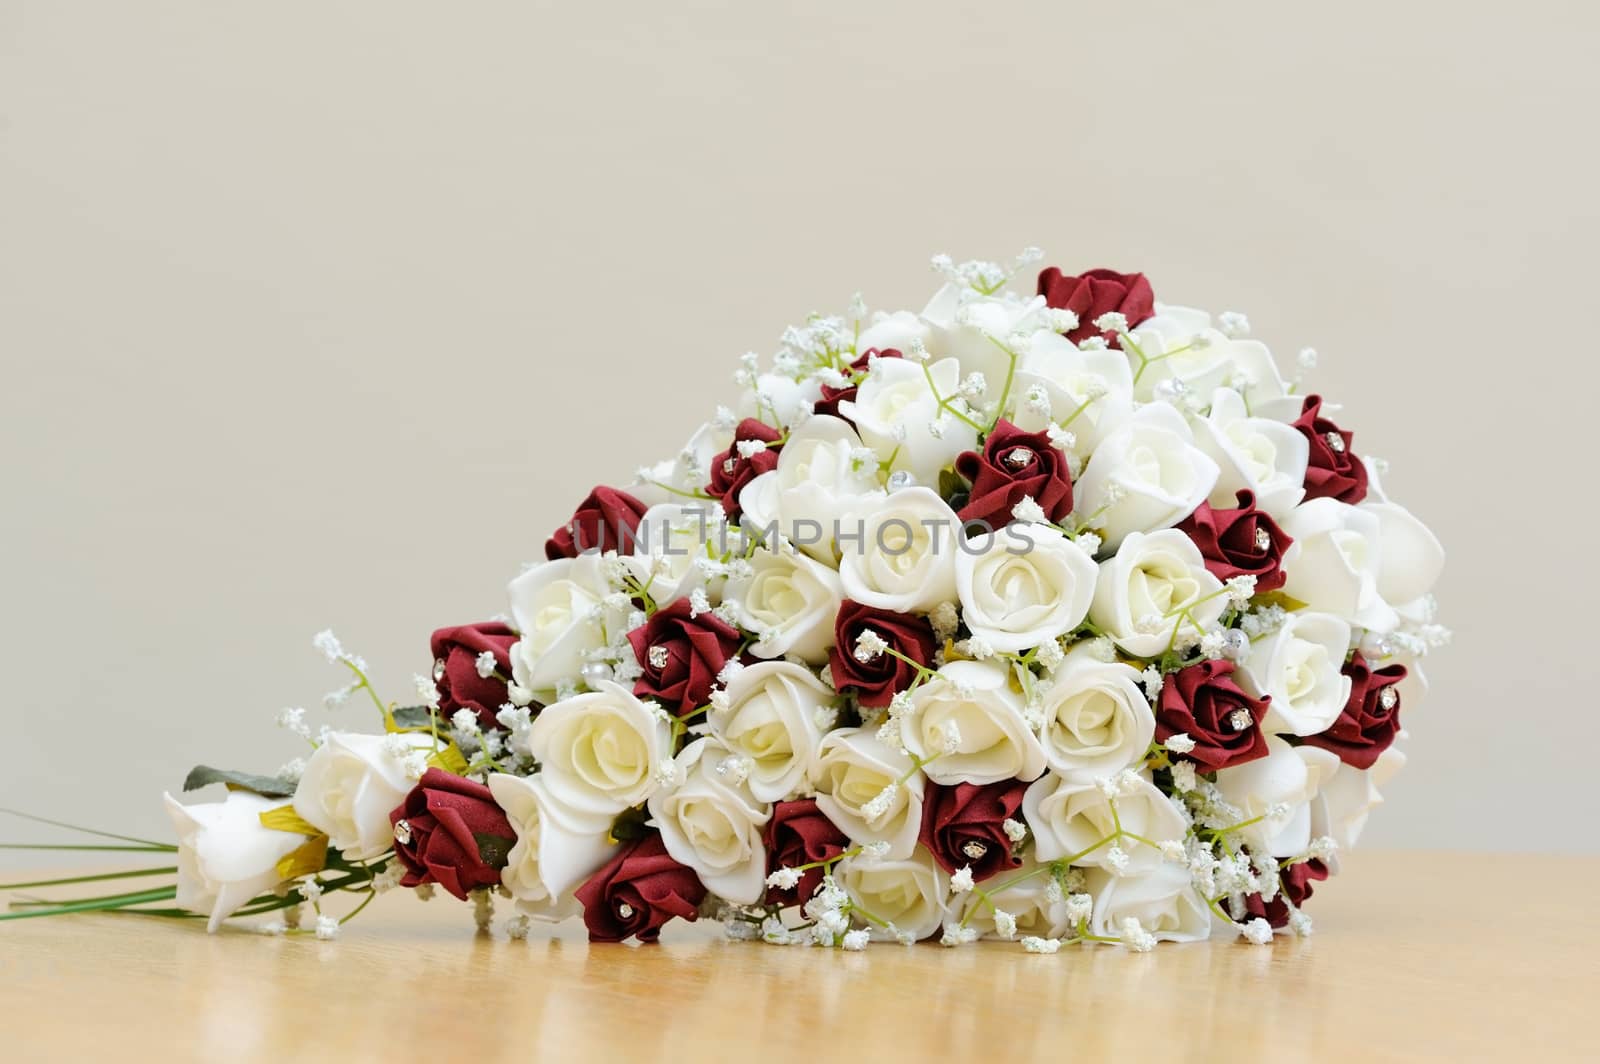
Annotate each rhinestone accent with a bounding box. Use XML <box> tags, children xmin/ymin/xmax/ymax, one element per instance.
<box><xmin>1254</xmin><ymin>527</ymin><xmax>1272</xmax><ymax>552</ymax></box>
<box><xmin>1228</xmin><ymin>709</ymin><xmax>1253</xmax><ymax>732</ymax></box>
<box><xmin>962</xmin><ymin>840</ymin><xmax>990</xmax><ymax>860</ymax></box>
<box><xmin>617</xmin><ymin>902</ymin><xmax>635</xmax><ymax>919</ymax></box>
<box><xmin>722</xmin><ymin>457</ymin><xmax>738</xmax><ymax>475</ymax></box>
<box><xmin>1378</xmin><ymin>686</ymin><xmax>1399</xmax><ymax>712</ymax></box>
<box><xmin>648</xmin><ymin>645</ymin><xmax>671</xmax><ymax>670</ymax></box>
<box><xmin>1324</xmin><ymin>431</ymin><xmax>1346</xmax><ymax>454</ymax></box>
<box><xmin>393</xmin><ymin>819</ymin><xmax>412</xmax><ymax>845</ymax></box>
<box><xmin>432</xmin><ymin>658</ymin><xmax>447</xmax><ymax>682</ymax></box>
<box><xmin>1005</xmin><ymin>447</ymin><xmax>1036</xmax><ymax>469</ymax></box>
<box><xmin>887</xmin><ymin>470</ymin><xmax>915</xmax><ymax>491</ymax></box>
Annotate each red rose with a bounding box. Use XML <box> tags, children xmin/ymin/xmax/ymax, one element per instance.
<box><xmin>626</xmin><ymin>598</ymin><xmax>743</xmax><ymax>716</ymax></box>
<box><xmin>764</xmin><ymin>799</ymin><xmax>849</xmax><ymax>906</ymax></box>
<box><xmin>706</xmin><ymin>418</ymin><xmax>782</xmax><ymax>521</ymax></box>
<box><xmin>1300</xmin><ymin>654</ymin><xmax>1406</xmax><ymax>769</ymax></box>
<box><xmin>390</xmin><ymin>768</ymin><xmax>516</xmax><ymax>900</ymax></box>
<box><xmin>545</xmin><ymin>486</ymin><xmax>650</xmax><ymax>560</ymax></box>
<box><xmin>1243</xmin><ymin>858</ymin><xmax>1329</xmax><ymax>928</ymax></box>
<box><xmin>1037</xmin><ymin>267</ymin><xmax>1155</xmax><ymax>345</ymax></box>
<box><xmin>828</xmin><ymin>600</ymin><xmax>937</xmax><ymax>708</ymax></box>
<box><xmin>1155</xmin><ymin>659</ymin><xmax>1272</xmax><ymax>773</ymax></box>
<box><xmin>814</xmin><ymin>348</ymin><xmax>902</xmax><ymax>422</ymax></box>
<box><xmin>919</xmin><ymin>780</ymin><xmax>1027</xmax><ymax>882</ymax></box>
<box><xmin>954</xmin><ymin>420</ymin><xmax>1074</xmax><ymax>529</ymax></box>
<box><xmin>1176</xmin><ymin>490</ymin><xmax>1292</xmax><ymax>593</ymax></box>
<box><xmin>574</xmin><ymin>832</ymin><xmax>706</xmax><ymax>943</ymax></box>
<box><xmin>1292</xmin><ymin>395</ymin><xmax>1368</xmax><ymax>504</ymax></box>
<box><xmin>429</xmin><ymin>622</ymin><xmax>518</xmax><ymax>730</ymax></box>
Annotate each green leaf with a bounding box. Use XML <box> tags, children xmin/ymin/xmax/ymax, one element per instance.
<box><xmin>389</xmin><ymin>705</ymin><xmax>437</xmax><ymax>730</ymax></box>
<box><xmin>473</xmin><ymin>832</ymin><xmax>514</xmax><ymax>870</ymax></box>
<box><xmin>257</xmin><ymin>805</ymin><xmax>323</xmax><ymax>836</ymax></box>
<box><xmin>427</xmin><ymin>743</ymin><xmax>470</xmax><ymax>776</ymax></box>
<box><xmin>182</xmin><ymin>765</ymin><xmax>296</xmax><ymax>798</ymax></box>
<box><xmin>607</xmin><ymin>806</ymin><xmax>651</xmax><ymax>843</ymax></box>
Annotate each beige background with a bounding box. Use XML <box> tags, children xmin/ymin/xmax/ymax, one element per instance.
<box><xmin>2</xmin><ymin>2</ymin><xmax>1594</xmax><ymax>860</ymax></box>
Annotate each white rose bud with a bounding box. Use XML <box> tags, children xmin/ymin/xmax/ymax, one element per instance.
<box><xmin>164</xmin><ymin>791</ymin><xmax>307</xmax><ymax>932</ymax></box>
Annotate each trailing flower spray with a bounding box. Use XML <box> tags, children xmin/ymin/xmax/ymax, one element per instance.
<box><xmin>3</xmin><ymin>250</ymin><xmax>1445</xmax><ymax>952</ymax></box>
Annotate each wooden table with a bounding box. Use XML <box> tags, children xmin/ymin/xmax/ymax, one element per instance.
<box><xmin>3</xmin><ymin>852</ymin><xmax>1595</xmax><ymax>1062</ymax></box>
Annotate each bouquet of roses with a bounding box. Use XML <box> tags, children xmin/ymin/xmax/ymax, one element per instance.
<box><xmin>3</xmin><ymin>250</ymin><xmax>1446</xmax><ymax>951</ymax></box>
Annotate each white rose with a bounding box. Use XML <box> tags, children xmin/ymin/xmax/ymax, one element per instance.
<box><xmin>955</xmin><ymin>523</ymin><xmax>1098</xmax><ymax>654</ymax></box>
<box><xmin>1191</xmin><ymin>388</ymin><xmax>1310</xmax><ymax>518</ymax></box>
<box><xmin>649</xmin><ymin>737</ymin><xmax>771</xmax><ymax>904</ymax></box>
<box><xmin>486</xmin><ymin>773</ymin><xmax>614</xmax><ymax>920</ymax></box>
<box><xmin>629</xmin><ymin>422</ymin><xmax>732</xmax><ymax>508</ymax></box>
<box><xmin>837</xmin><ymin>486</ymin><xmax>961</xmax><ymax>614</ymax></box>
<box><xmin>1279</xmin><ymin>499</ymin><xmax>1396</xmax><ymax>631</ymax></box>
<box><xmin>1125</xmin><ymin>304</ymin><xmax>1286</xmax><ymax>403</ymax></box>
<box><xmin>857</xmin><ymin>309</ymin><xmax>932</xmax><ymax>355</ymax></box>
<box><xmin>725</xmin><ymin>546</ymin><xmax>842</xmax><ymax>664</ymax></box>
<box><xmin>902</xmin><ymin>660</ymin><xmax>1046</xmax><ymax>785</ymax></box>
<box><xmin>1084</xmin><ymin>862</ymin><xmax>1213</xmax><ymax>944</ymax></box>
<box><xmin>835</xmin><ymin>845</ymin><xmax>950</xmax><ymax>942</ymax></box>
<box><xmin>164</xmin><ymin>790</ymin><xmax>305</xmax><ymax>932</ymax></box>
<box><xmin>1036</xmin><ymin>648</ymin><xmax>1155</xmax><ymax>781</ymax></box>
<box><xmin>507</xmin><ymin>552</ymin><xmax>612</xmax><ymax>702</ymax></box>
<box><xmin>809</xmin><ymin>727</ymin><xmax>925</xmax><ymax>859</ymax></box>
<box><xmin>1074</xmin><ymin>403</ymin><xmax>1220</xmax><ymax>550</ymax></box>
<box><xmin>292</xmin><ymin>731</ymin><xmax>436</xmax><ymax>860</ymax></box>
<box><xmin>738</xmin><ymin>372</ymin><xmax>822</xmax><ymax>427</ymax></box>
<box><xmin>738</xmin><ymin>414</ymin><xmax>885</xmax><ymax>564</ymax></box>
<box><xmin>1010</xmin><ymin>330</ymin><xmax>1135</xmax><ymax>455</ymax></box>
<box><xmin>955</xmin><ymin>854</ymin><xmax>1072</xmax><ymax>941</ymax></box>
<box><xmin>1214</xmin><ymin>736</ymin><xmax>1341</xmax><ymax>857</ymax></box>
<box><xmin>1311</xmin><ymin>743</ymin><xmax>1406</xmax><ymax>863</ymax></box>
<box><xmin>840</xmin><ymin>356</ymin><xmax>978</xmax><ymax>484</ymax></box>
<box><xmin>1022</xmin><ymin>771</ymin><xmax>1187</xmax><ymax>873</ymax></box>
<box><xmin>623</xmin><ymin>502</ymin><xmax>725</xmax><ymax>607</ymax></box>
<box><xmin>1089</xmin><ymin>529</ymin><xmax>1226</xmax><ymax>658</ymax></box>
<box><xmin>706</xmin><ymin>661</ymin><xmax>832</xmax><ymax>802</ymax></box>
<box><xmin>918</xmin><ymin>285</ymin><xmax>1043</xmax><ymax>406</ymax></box>
<box><xmin>1238</xmin><ymin>611</ymin><xmax>1353</xmax><ymax>736</ymax></box>
<box><xmin>1360</xmin><ymin>459</ymin><xmax>1445</xmax><ymax>617</ymax></box>
<box><xmin>527</xmin><ymin>681</ymin><xmax>673</xmax><ymax>819</ymax></box>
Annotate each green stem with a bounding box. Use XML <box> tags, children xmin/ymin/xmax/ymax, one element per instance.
<box><xmin>0</xmin><ymin>809</ymin><xmax>175</xmax><ymax>849</ymax></box>
<box><xmin>0</xmin><ymin>866</ymin><xmax>177</xmax><ymax>891</ymax></box>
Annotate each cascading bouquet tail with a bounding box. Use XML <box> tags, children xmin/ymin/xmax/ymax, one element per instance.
<box><xmin>3</xmin><ymin>250</ymin><xmax>1447</xmax><ymax>951</ymax></box>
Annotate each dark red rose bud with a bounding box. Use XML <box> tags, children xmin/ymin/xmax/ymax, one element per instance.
<box><xmin>815</xmin><ymin>348</ymin><xmax>903</xmax><ymax>422</ymax></box>
<box><xmin>574</xmin><ymin>832</ymin><xmax>706</xmax><ymax>943</ymax></box>
<box><xmin>829</xmin><ymin>600</ymin><xmax>937</xmax><ymax>709</ymax></box>
<box><xmin>1292</xmin><ymin>395</ymin><xmax>1368</xmax><ymax>504</ymax></box>
<box><xmin>706</xmin><ymin>418</ymin><xmax>783</xmax><ymax>521</ymax></box>
<box><xmin>1300</xmin><ymin>654</ymin><xmax>1406</xmax><ymax>769</ymax></box>
<box><xmin>1037</xmin><ymin>267</ymin><xmax>1155</xmax><ymax>345</ymax></box>
<box><xmin>627</xmin><ymin>598</ymin><xmax>743</xmax><ymax>716</ymax></box>
<box><xmin>919</xmin><ymin>780</ymin><xmax>1028</xmax><ymax>882</ymax></box>
<box><xmin>429</xmin><ymin>622</ymin><xmax>518</xmax><ymax>731</ymax></box>
<box><xmin>764</xmin><ymin>799</ymin><xmax>850</xmax><ymax>906</ymax></box>
<box><xmin>390</xmin><ymin>769</ymin><xmax>516</xmax><ymax>901</ymax></box>
<box><xmin>954</xmin><ymin>420</ymin><xmax>1074</xmax><ymax>529</ymax></box>
<box><xmin>1176</xmin><ymin>490</ymin><xmax>1292</xmax><ymax>593</ymax></box>
<box><xmin>1156</xmin><ymin>659</ymin><xmax>1272</xmax><ymax>773</ymax></box>
<box><xmin>545</xmin><ymin>486</ymin><xmax>650</xmax><ymax>560</ymax></box>
<box><xmin>1243</xmin><ymin>858</ymin><xmax>1330</xmax><ymax>929</ymax></box>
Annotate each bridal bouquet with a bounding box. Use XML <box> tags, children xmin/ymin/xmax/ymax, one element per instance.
<box><xmin>4</xmin><ymin>251</ymin><xmax>1447</xmax><ymax>951</ymax></box>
